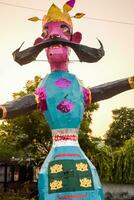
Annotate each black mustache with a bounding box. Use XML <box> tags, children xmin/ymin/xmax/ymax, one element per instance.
<box><xmin>12</xmin><ymin>37</ymin><xmax>105</xmax><ymax>65</ymax></box>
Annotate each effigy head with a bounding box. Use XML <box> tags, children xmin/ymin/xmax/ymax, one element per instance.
<box><xmin>40</xmin><ymin>1</ymin><xmax>82</xmax><ymax>71</ymax></box>
<box><xmin>12</xmin><ymin>0</ymin><xmax>105</xmax><ymax>66</ymax></box>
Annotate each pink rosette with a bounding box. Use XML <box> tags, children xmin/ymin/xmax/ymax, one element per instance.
<box><xmin>83</xmin><ymin>87</ymin><xmax>92</xmax><ymax>107</ymax></box>
<box><xmin>35</xmin><ymin>87</ymin><xmax>47</xmax><ymax>112</ymax></box>
<box><xmin>57</xmin><ymin>100</ymin><xmax>74</xmax><ymax>113</ymax></box>
<box><xmin>55</xmin><ymin>78</ymin><xmax>72</xmax><ymax>88</ymax></box>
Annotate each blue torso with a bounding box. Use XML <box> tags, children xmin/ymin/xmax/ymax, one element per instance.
<box><xmin>39</xmin><ymin>71</ymin><xmax>84</xmax><ymax>129</ymax></box>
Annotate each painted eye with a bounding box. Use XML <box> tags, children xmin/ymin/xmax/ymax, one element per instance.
<box><xmin>42</xmin><ymin>26</ymin><xmax>48</xmax><ymax>38</ymax></box>
<box><xmin>60</xmin><ymin>24</ymin><xmax>71</xmax><ymax>35</ymax></box>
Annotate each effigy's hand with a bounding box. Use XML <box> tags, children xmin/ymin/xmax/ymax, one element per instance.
<box><xmin>90</xmin><ymin>76</ymin><xmax>134</xmax><ymax>103</ymax></box>
<box><xmin>128</xmin><ymin>76</ymin><xmax>134</xmax><ymax>89</ymax></box>
<box><xmin>0</xmin><ymin>95</ymin><xmax>37</xmax><ymax>119</ymax></box>
<box><xmin>0</xmin><ymin>106</ymin><xmax>7</xmax><ymax>119</ymax></box>
<box><xmin>0</xmin><ymin>108</ymin><xmax>2</xmax><ymax>118</ymax></box>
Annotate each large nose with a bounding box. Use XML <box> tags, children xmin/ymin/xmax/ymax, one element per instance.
<box><xmin>48</xmin><ymin>26</ymin><xmax>61</xmax><ymax>39</ymax></box>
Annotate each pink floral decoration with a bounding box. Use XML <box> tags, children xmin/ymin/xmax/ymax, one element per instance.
<box><xmin>54</xmin><ymin>78</ymin><xmax>72</xmax><ymax>88</ymax></box>
<box><xmin>83</xmin><ymin>87</ymin><xmax>92</xmax><ymax>107</ymax></box>
<box><xmin>35</xmin><ymin>87</ymin><xmax>47</xmax><ymax>112</ymax></box>
<box><xmin>57</xmin><ymin>100</ymin><xmax>74</xmax><ymax>113</ymax></box>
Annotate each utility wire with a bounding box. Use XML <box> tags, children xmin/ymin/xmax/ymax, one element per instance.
<box><xmin>0</xmin><ymin>1</ymin><xmax>134</xmax><ymax>26</ymax></box>
<box><xmin>85</xmin><ymin>16</ymin><xmax>134</xmax><ymax>26</ymax></box>
<box><xmin>0</xmin><ymin>2</ymin><xmax>45</xmax><ymax>12</ymax></box>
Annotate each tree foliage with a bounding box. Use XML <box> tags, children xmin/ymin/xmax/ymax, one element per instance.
<box><xmin>90</xmin><ymin>137</ymin><xmax>134</xmax><ymax>184</ymax></box>
<box><xmin>93</xmin><ymin>145</ymin><xmax>114</xmax><ymax>182</ymax></box>
<box><xmin>113</xmin><ymin>137</ymin><xmax>134</xmax><ymax>184</ymax></box>
<box><xmin>105</xmin><ymin>107</ymin><xmax>134</xmax><ymax>147</ymax></box>
<box><xmin>79</xmin><ymin>102</ymin><xmax>99</xmax><ymax>156</ymax></box>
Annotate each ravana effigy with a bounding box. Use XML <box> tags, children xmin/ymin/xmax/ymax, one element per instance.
<box><xmin>0</xmin><ymin>0</ymin><xmax>134</xmax><ymax>199</ymax></box>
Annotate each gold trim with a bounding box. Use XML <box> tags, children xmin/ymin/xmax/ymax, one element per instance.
<box><xmin>0</xmin><ymin>106</ymin><xmax>7</xmax><ymax>119</ymax></box>
<box><xmin>34</xmin><ymin>94</ymin><xmax>39</xmax><ymax>104</ymax></box>
<box><xmin>128</xmin><ymin>76</ymin><xmax>134</xmax><ymax>89</ymax></box>
<box><xmin>34</xmin><ymin>95</ymin><xmax>40</xmax><ymax>110</ymax></box>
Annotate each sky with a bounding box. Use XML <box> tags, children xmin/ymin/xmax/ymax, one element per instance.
<box><xmin>0</xmin><ymin>0</ymin><xmax>134</xmax><ymax>137</ymax></box>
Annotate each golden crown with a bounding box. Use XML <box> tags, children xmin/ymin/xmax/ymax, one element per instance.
<box><xmin>28</xmin><ymin>0</ymin><xmax>85</xmax><ymax>27</ymax></box>
<box><xmin>42</xmin><ymin>3</ymin><xmax>73</xmax><ymax>27</ymax></box>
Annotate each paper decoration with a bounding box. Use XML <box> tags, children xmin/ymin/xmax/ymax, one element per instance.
<box><xmin>57</xmin><ymin>100</ymin><xmax>74</xmax><ymax>113</ymax></box>
<box><xmin>42</xmin><ymin>4</ymin><xmax>73</xmax><ymax>27</ymax></box>
<box><xmin>73</xmin><ymin>13</ymin><xmax>85</xmax><ymax>19</ymax></box>
<box><xmin>76</xmin><ymin>162</ymin><xmax>88</xmax><ymax>172</ymax></box>
<box><xmin>28</xmin><ymin>16</ymin><xmax>41</xmax><ymax>22</ymax></box>
<box><xmin>54</xmin><ymin>78</ymin><xmax>72</xmax><ymax>88</ymax></box>
<box><xmin>80</xmin><ymin>178</ymin><xmax>92</xmax><ymax>188</ymax></box>
<box><xmin>83</xmin><ymin>87</ymin><xmax>91</xmax><ymax>106</ymax></box>
<box><xmin>50</xmin><ymin>164</ymin><xmax>63</xmax><ymax>173</ymax></box>
<box><xmin>63</xmin><ymin>0</ymin><xmax>75</xmax><ymax>12</ymax></box>
<box><xmin>35</xmin><ymin>87</ymin><xmax>47</xmax><ymax>112</ymax></box>
<box><xmin>50</xmin><ymin>180</ymin><xmax>63</xmax><ymax>190</ymax></box>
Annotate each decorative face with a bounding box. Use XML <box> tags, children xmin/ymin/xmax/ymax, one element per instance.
<box><xmin>42</xmin><ymin>21</ymin><xmax>72</xmax><ymax>41</ymax></box>
<box><xmin>13</xmin><ymin>1</ymin><xmax>104</xmax><ymax>66</ymax></box>
<box><xmin>42</xmin><ymin>22</ymin><xmax>72</xmax><ymax>71</ymax></box>
<box><xmin>41</xmin><ymin>21</ymin><xmax>82</xmax><ymax>71</ymax></box>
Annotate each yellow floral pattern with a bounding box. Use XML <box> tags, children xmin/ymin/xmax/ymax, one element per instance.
<box><xmin>76</xmin><ymin>162</ymin><xmax>88</xmax><ymax>172</ymax></box>
<box><xmin>50</xmin><ymin>180</ymin><xmax>63</xmax><ymax>190</ymax></box>
<box><xmin>80</xmin><ymin>178</ymin><xmax>92</xmax><ymax>188</ymax></box>
<box><xmin>50</xmin><ymin>164</ymin><xmax>63</xmax><ymax>173</ymax></box>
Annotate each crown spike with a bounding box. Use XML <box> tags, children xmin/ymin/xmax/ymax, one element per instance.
<box><xmin>63</xmin><ymin>0</ymin><xmax>76</xmax><ymax>12</ymax></box>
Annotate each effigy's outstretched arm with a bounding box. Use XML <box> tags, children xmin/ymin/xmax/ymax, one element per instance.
<box><xmin>90</xmin><ymin>76</ymin><xmax>134</xmax><ymax>103</ymax></box>
<box><xmin>0</xmin><ymin>94</ymin><xmax>38</xmax><ymax>119</ymax></box>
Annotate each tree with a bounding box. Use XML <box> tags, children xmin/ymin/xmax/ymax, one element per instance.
<box><xmin>92</xmin><ymin>137</ymin><xmax>134</xmax><ymax>184</ymax></box>
<box><xmin>79</xmin><ymin>102</ymin><xmax>99</xmax><ymax>157</ymax></box>
<box><xmin>0</xmin><ymin>76</ymin><xmax>99</xmax><ymax>163</ymax></box>
<box><xmin>92</xmin><ymin>145</ymin><xmax>114</xmax><ymax>182</ymax></box>
<box><xmin>113</xmin><ymin>137</ymin><xmax>134</xmax><ymax>184</ymax></box>
<box><xmin>105</xmin><ymin>107</ymin><xmax>134</xmax><ymax>147</ymax></box>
